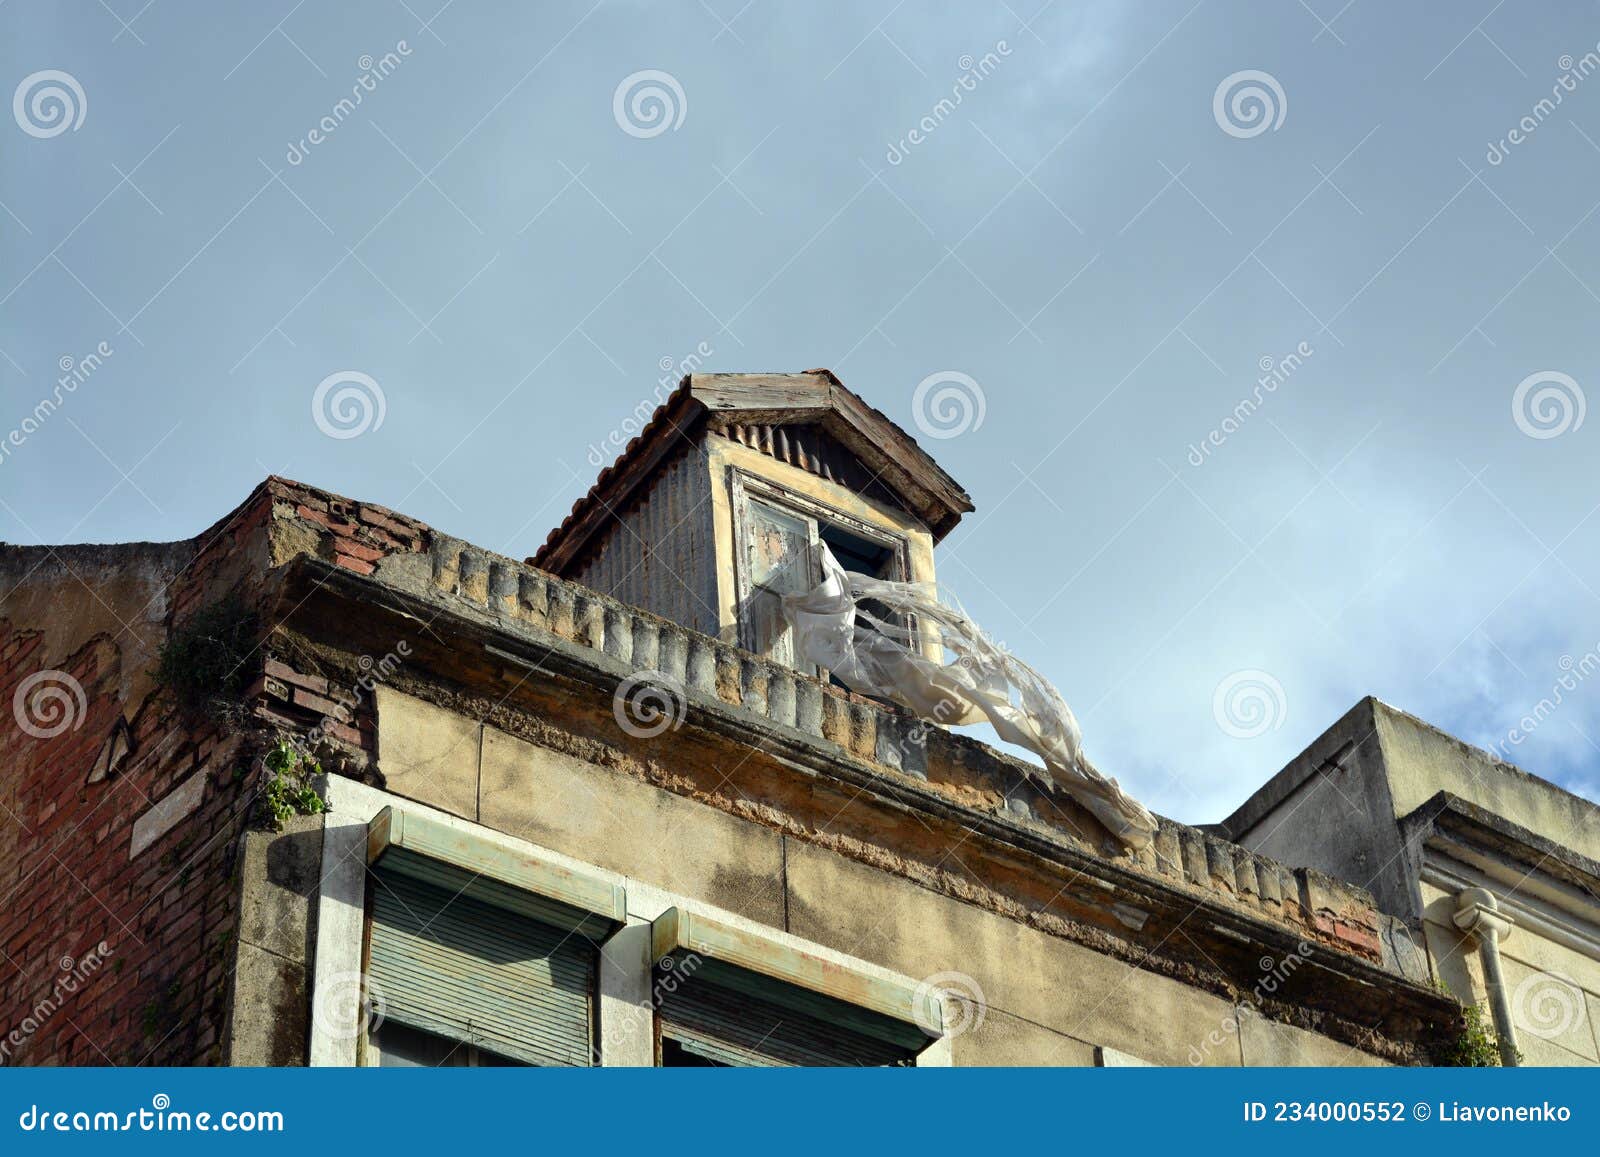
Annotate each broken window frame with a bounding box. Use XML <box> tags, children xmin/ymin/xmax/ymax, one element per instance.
<box><xmin>728</xmin><ymin>468</ymin><xmax>913</xmax><ymax>676</ymax></box>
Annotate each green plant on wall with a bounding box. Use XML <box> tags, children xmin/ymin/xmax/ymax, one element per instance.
<box><xmin>259</xmin><ymin>740</ymin><xmax>326</xmax><ymax>830</ymax></box>
<box><xmin>154</xmin><ymin>596</ymin><xmax>260</xmax><ymax>716</ymax></box>
<box><xmin>1433</xmin><ymin>984</ymin><xmax>1515</xmax><ymax>1066</ymax></box>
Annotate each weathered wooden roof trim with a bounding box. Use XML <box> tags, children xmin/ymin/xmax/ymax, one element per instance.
<box><xmin>529</xmin><ymin>370</ymin><xmax>975</xmax><ymax>573</ymax></box>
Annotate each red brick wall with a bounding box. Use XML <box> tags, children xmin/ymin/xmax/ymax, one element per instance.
<box><xmin>0</xmin><ymin>477</ymin><xmax>427</xmax><ymax>1066</ymax></box>
<box><xmin>3</xmin><ymin>485</ymin><xmax>262</xmax><ymax>1065</ymax></box>
<box><xmin>280</xmin><ymin>481</ymin><xmax>428</xmax><ymax>576</ymax></box>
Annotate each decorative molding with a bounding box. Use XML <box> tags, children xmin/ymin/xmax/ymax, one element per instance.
<box><xmin>650</xmin><ymin>905</ymin><xmax>941</xmax><ymax>1038</ymax></box>
<box><xmin>1423</xmin><ymin>858</ymin><xmax>1600</xmax><ymax>963</ymax></box>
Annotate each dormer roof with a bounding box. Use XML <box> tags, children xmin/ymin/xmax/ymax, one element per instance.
<box><xmin>529</xmin><ymin>370</ymin><xmax>974</xmax><ymax>573</ymax></box>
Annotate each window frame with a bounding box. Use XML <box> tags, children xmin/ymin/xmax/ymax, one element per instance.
<box><xmin>311</xmin><ymin>781</ymin><xmax>954</xmax><ymax>1068</ymax></box>
<box><xmin>728</xmin><ymin>467</ymin><xmax>913</xmax><ymax>674</ymax></box>
<box><xmin>647</xmin><ymin>906</ymin><xmax>943</xmax><ymax>1067</ymax></box>
<box><xmin>355</xmin><ymin>806</ymin><xmax>623</xmax><ymax>1068</ymax></box>
<box><xmin>357</xmin><ymin>867</ymin><xmax>603</xmax><ymax>1068</ymax></box>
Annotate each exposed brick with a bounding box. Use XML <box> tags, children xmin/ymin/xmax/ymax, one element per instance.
<box><xmin>291</xmin><ymin>687</ymin><xmax>351</xmax><ymax>721</ymax></box>
<box><xmin>241</xmin><ymin>675</ymin><xmax>286</xmax><ymax>704</ymax></box>
<box><xmin>0</xmin><ymin>614</ymin><xmax>236</xmax><ymax>1063</ymax></box>
<box><xmin>361</xmin><ymin>510</ymin><xmax>423</xmax><ymax>543</ymax></box>
<box><xmin>2</xmin><ymin>469</ymin><xmax>1441</xmax><ymax>1071</ymax></box>
<box><xmin>321</xmin><ymin>720</ymin><xmax>365</xmax><ymax>747</ymax></box>
<box><xmin>232</xmin><ymin>500</ymin><xmax>270</xmax><ymax>535</ymax></box>
<box><xmin>295</xmin><ymin>504</ymin><xmax>357</xmax><ymax>535</ymax></box>
<box><xmin>253</xmin><ymin>704</ymin><xmax>304</xmax><ymax>731</ymax></box>
<box><xmin>1332</xmin><ymin>919</ymin><xmax>1381</xmax><ymax>958</ymax></box>
<box><xmin>263</xmin><ymin>659</ymin><xmax>329</xmax><ymax>696</ymax></box>
<box><xmin>331</xmin><ymin>537</ymin><xmax>387</xmax><ymax>563</ymax></box>
<box><xmin>357</xmin><ymin>501</ymin><xmax>399</xmax><ymax>523</ymax></box>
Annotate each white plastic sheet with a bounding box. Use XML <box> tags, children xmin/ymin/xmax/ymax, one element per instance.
<box><xmin>782</xmin><ymin>545</ymin><xmax>1158</xmax><ymax>849</ymax></box>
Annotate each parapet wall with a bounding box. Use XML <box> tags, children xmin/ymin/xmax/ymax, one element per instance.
<box><xmin>0</xmin><ymin>476</ymin><xmax>1453</xmax><ymax>1066</ymax></box>
<box><xmin>259</xmin><ymin>477</ymin><xmax>1398</xmax><ymax>968</ymax></box>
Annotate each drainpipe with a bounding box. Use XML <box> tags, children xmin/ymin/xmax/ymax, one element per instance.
<box><xmin>1451</xmin><ymin>887</ymin><xmax>1520</xmax><ymax>1066</ymax></box>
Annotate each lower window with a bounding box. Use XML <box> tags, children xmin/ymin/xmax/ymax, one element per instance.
<box><xmin>656</xmin><ymin>960</ymin><xmax>920</xmax><ymax>1067</ymax></box>
<box><xmin>364</xmin><ymin>865</ymin><xmax>599</xmax><ymax>1066</ymax></box>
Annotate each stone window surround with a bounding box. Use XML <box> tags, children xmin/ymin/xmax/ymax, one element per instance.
<box><xmin>309</xmin><ymin>776</ymin><xmax>953</xmax><ymax>1067</ymax></box>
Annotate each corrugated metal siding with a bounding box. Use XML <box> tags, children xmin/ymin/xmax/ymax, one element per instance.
<box><xmin>368</xmin><ymin>869</ymin><xmax>597</xmax><ymax>1067</ymax></box>
<box><xmin>567</xmin><ymin>445</ymin><xmax>719</xmax><ymax>637</ymax></box>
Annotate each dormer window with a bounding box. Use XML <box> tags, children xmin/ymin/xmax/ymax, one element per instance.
<box><xmin>730</xmin><ymin>470</ymin><xmax>909</xmax><ymax>671</ymax></box>
<box><xmin>528</xmin><ymin>371</ymin><xmax>972</xmax><ymax>668</ymax></box>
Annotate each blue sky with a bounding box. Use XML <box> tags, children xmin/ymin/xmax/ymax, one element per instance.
<box><xmin>5</xmin><ymin>1</ymin><xmax>1600</xmax><ymax>823</ymax></box>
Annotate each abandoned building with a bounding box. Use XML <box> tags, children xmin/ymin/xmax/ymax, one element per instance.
<box><xmin>1</xmin><ymin>370</ymin><xmax>1596</xmax><ymax>1067</ymax></box>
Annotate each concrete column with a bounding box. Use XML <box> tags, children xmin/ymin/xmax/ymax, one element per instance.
<box><xmin>1452</xmin><ymin>887</ymin><xmax>1520</xmax><ymax>1067</ymax></box>
<box><xmin>309</xmin><ymin>814</ymin><xmax>369</xmax><ymax>1066</ymax></box>
<box><xmin>596</xmin><ymin>921</ymin><xmax>656</xmax><ymax>1066</ymax></box>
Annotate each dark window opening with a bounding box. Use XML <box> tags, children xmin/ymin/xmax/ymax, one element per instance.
<box><xmin>817</xmin><ymin>523</ymin><xmax>908</xmax><ymax>697</ymax></box>
<box><xmin>655</xmin><ymin>959</ymin><xmax>922</xmax><ymax>1067</ymax></box>
<box><xmin>819</xmin><ymin>523</ymin><xmax>895</xmax><ymax>580</ymax></box>
<box><xmin>660</xmin><ymin>1037</ymin><xmax>728</xmax><ymax>1067</ymax></box>
<box><xmin>732</xmin><ymin>472</ymin><xmax>913</xmax><ymax>678</ymax></box>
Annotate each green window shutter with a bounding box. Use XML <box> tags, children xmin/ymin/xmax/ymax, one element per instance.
<box><xmin>368</xmin><ymin>868</ymin><xmax>597</xmax><ymax>1067</ymax></box>
<box><xmin>658</xmin><ymin>960</ymin><xmax>919</xmax><ymax>1067</ymax></box>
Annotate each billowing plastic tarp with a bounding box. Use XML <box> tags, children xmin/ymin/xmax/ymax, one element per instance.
<box><xmin>782</xmin><ymin>545</ymin><xmax>1157</xmax><ymax>849</ymax></box>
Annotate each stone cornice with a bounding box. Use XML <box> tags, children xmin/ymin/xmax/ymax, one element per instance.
<box><xmin>1402</xmin><ymin>791</ymin><xmax>1600</xmax><ymax>898</ymax></box>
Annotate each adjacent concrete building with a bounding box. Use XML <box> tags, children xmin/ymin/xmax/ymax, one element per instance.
<box><xmin>0</xmin><ymin>371</ymin><xmax>1592</xmax><ymax>1066</ymax></box>
<box><xmin>1220</xmin><ymin>697</ymin><xmax>1600</xmax><ymax>1066</ymax></box>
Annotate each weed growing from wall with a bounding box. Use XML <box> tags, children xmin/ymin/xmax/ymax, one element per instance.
<box><xmin>258</xmin><ymin>740</ymin><xmax>326</xmax><ymax>830</ymax></box>
<box><xmin>154</xmin><ymin>597</ymin><xmax>260</xmax><ymax>717</ymax></box>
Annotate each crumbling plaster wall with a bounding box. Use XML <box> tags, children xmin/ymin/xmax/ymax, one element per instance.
<box><xmin>0</xmin><ymin>494</ymin><xmax>278</xmax><ymax>1065</ymax></box>
<box><xmin>1222</xmin><ymin>697</ymin><xmax>1600</xmax><ymax>1067</ymax></box>
<box><xmin>359</xmin><ymin>683</ymin><xmax>1393</xmax><ymax>1066</ymax></box>
<box><xmin>1224</xmin><ymin>698</ymin><xmax>1599</xmax><ymax>919</ymax></box>
<box><xmin>1</xmin><ymin>475</ymin><xmax>1453</xmax><ymax>1067</ymax></box>
<box><xmin>223</xmin><ymin>814</ymin><xmax>322</xmax><ymax>1066</ymax></box>
<box><xmin>1220</xmin><ymin>698</ymin><xmax>1416</xmax><ymax>920</ymax></box>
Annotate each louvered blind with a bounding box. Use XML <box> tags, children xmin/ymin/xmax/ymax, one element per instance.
<box><xmin>368</xmin><ymin>868</ymin><xmax>597</xmax><ymax>1067</ymax></box>
<box><xmin>658</xmin><ymin>960</ymin><xmax>920</xmax><ymax>1067</ymax></box>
